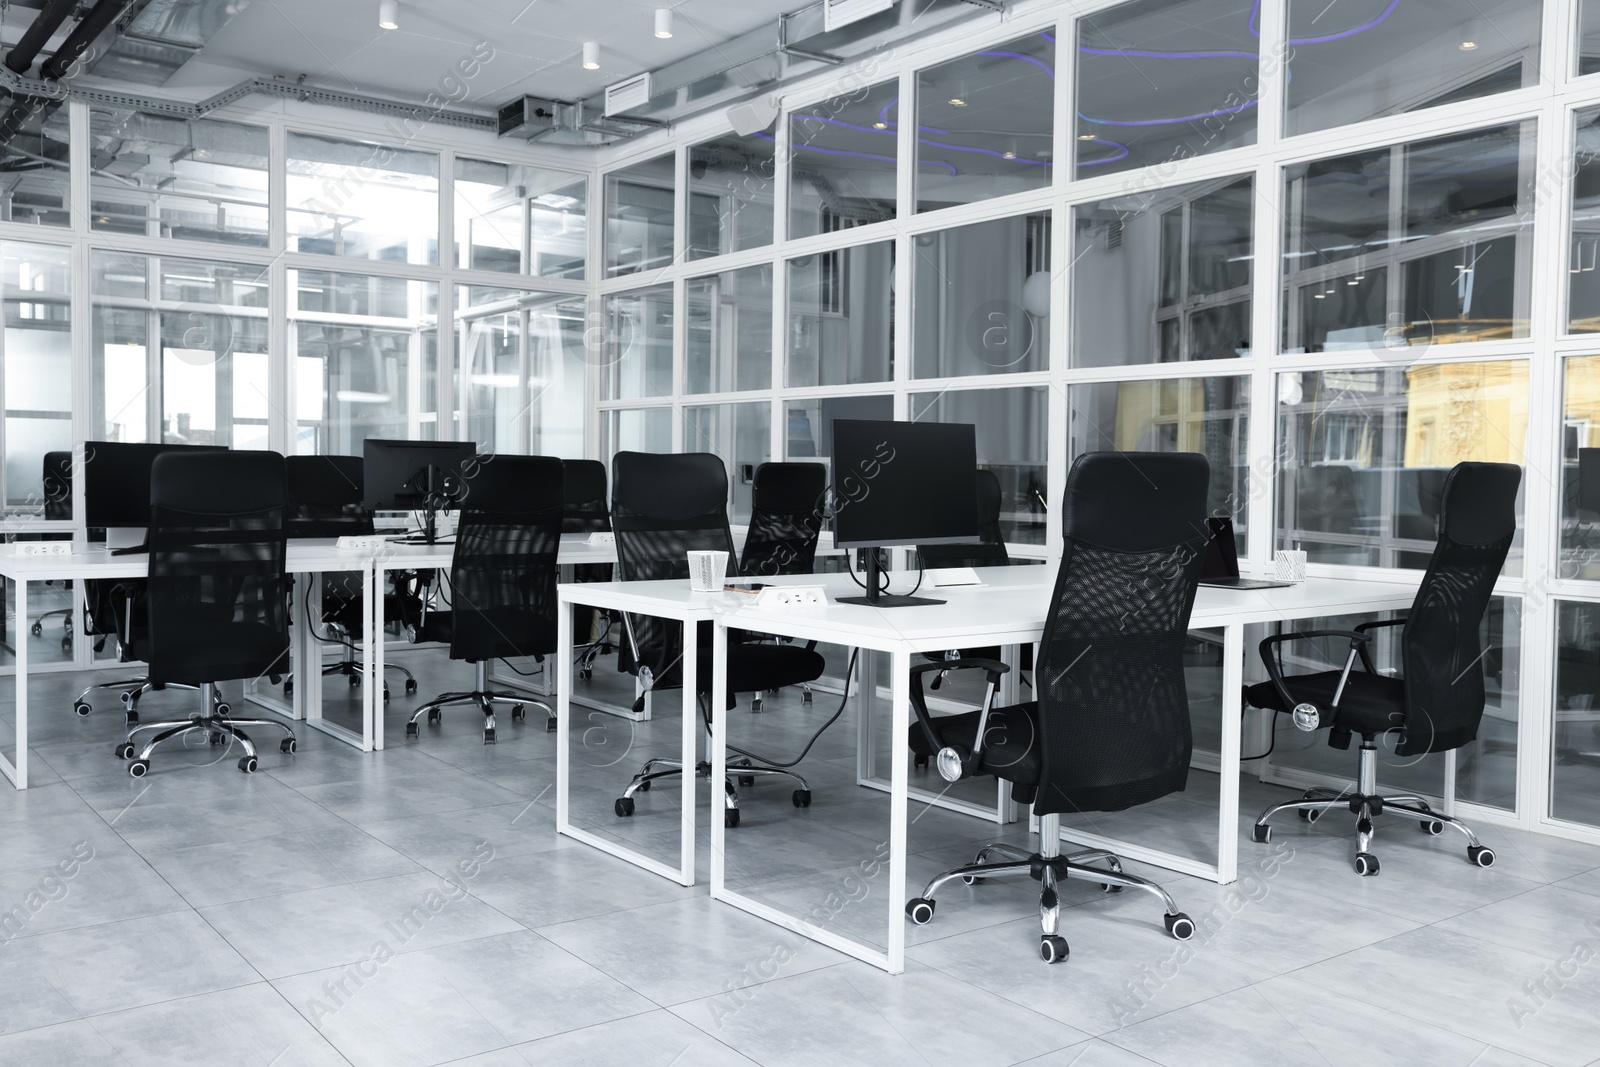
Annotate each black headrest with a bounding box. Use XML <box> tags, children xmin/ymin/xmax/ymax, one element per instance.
<box><xmin>562</xmin><ymin>459</ymin><xmax>607</xmax><ymax>505</ymax></box>
<box><xmin>613</xmin><ymin>451</ymin><xmax>728</xmax><ymax>520</ymax></box>
<box><xmin>976</xmin><ymin>469</ymin><xmax>1002</xmax><ymax>524</ymax></box>
<box><xmin>1439</xmin><ymin>462</ymin><xmax>1520</xmax><ymax>545</ymax></box>
<box><xmin>286</xmin><ymin>455</ymin><xmax>363</xmax><ymax>507</ymax></box>
<box><xmin>1063</xmin><ymin>452</ymin><xmax>1211</xmax><ymax>552</ymax></box>
<box><xmin>460</xmin><ymin>455</ymin><xmax>564</xmax><ymax>515</ymax></box>
<box><xmin>152</xmin><ymin>451</ymin><xmax>286</xmax><ymax>515</ymax></box>
<box><xmin>752</xmin><ymin>462</ymin><xmax>826</xmax><ymax>513</ymax></box>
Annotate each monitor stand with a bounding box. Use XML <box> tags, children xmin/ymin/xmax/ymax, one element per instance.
<box><xmin>836</xmin><ymin>549</ymin><xmax>945</xmax><ymax>608</ymax></box>
<box><xmin>387</xmin><ymin>465</ymin><xmax>455</xmax><ymax>545</ymax></box>
<box><xmin>105</xmin><ymin>527</ymin><xmax>145</xmax><ymax>550</ymax></box>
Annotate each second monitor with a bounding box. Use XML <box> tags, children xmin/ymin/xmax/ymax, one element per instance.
<box><xmin>363</xmin><ymin>439</ymin><xmax>476</xmax><ymax>545</ymax></box>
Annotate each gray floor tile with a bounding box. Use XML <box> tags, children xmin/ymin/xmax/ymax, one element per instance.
<box><xmin>452</xmin><ymin>1010</ymin><xmax>758</xmax><ymax>1066</ymax></box>
<box><xmin>143</xmin><ymin>824</ymin><xmax>423</xmax><ymax>907</ymax></box>
<box><xmin>359</xmin><ymin>801</ymin><xmax>573</xmax><ymax>873</ymax></box>
<box><xmin>1016</xmin><ymin>1041</ymin><xmax>1167</xmax><ymax>1066</ymax></box>
<box><xmin>466</xmin><ymin>847</ymin><xmax>699</xmax><ymax>929</ymax></box>
<box><xmin>0</xmin><ymin>854</ymin><xmax>187</xmax><ymax>940</ymax></box>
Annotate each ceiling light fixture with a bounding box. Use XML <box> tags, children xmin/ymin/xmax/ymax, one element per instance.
<box><xmin>1459</xmin><ymin>37</ymin><xmax>1478</xmax><ymax>50</ymax></box>
<box><xmin>1078</xmin><ymin>133</ymin><xmax>1098</xmax><ymax>141</ymax></box>
<box><xmin>655</xmin><ymin>8</ymin><xmax>673</xmax><ymax>38</ymax></box>
<box><xmin>582</xmin><ymin>41</ymin><xmax>599</xmax><ymax>69</ymax></box>
<box><xmin>873</xmin><ymin>121</ymin><xmax>888</xmax><ymax>129</ymax></box>
<box><xmin>378</xmin><ymin>0</ymin><xmax>398</xmax><ymax>30</ymax></box>
<box><xmin>1003</xmin><ymin>150</ymin><xmax>1016</xmax><ymax>159</ymax></box>
<box><xmin>948</xmin><ymin>97</ymin><xmax>967</xmax><ymax>107</ymax></box>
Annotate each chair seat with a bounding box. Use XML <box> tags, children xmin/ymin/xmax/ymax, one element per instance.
<box><xmin>906</xmin><ymin>700</ymin><xmax>1042</xmax><ymax>788</ymax></box>
<box><xmin>133</xmin><ymin>622</ymin><xmax>287</xmax><ymax>686</ymax></box>
<box><xmin>1244</xmin><ymin>670</ymin><xmax>1407</xmax><ymax>739</ymax></box>
<box><xmin>416</xmin><ymin>610</ymin><xmax>553</xmax><ymax>663</ymax></box>
<box><xmin>700</xmin><ymin>642</ymin><xmax>825</xmax><ymax>695</ymax></box>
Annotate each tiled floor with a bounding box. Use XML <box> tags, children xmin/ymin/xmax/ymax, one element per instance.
<box><xmin>2</xmin><ymin>650</ymin><xmax>1599</xmax><ymax>1067</ymax></box>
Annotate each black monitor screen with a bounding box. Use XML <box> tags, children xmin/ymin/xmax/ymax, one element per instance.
<box><xmin>83</xmin><ymin>442</ymin><xmax>228</xmax><ymax>529</ymax></box>
<box><xmin>362</xmin><ymin>439</ymin><xmax>476</xmax><ymax>512</ymax></box>
<box><xmin>830</xmin><ymin>420</ymin><xmax>978</xmax><ymax>548</ymax></box>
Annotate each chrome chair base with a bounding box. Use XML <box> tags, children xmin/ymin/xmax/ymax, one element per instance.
<box><xmin>615</xmin><ymin>756</ymin><xmax>812</xmax><ymax>828</ymax></box>
<box><xmin>1250</xmin><ymin>742</ymin><xmax>1497</xmax><ymax>876</ymax></box>
<box><xmin>74</xmin><ymin>678</ymin><xmax>200</xmax><ymax>723</ymax></box>
<box><xmin>905</xmin><ymin>813</ymin><xmax>1195</xmax><ymax>964</ymax></box>
<box><xmin>406</xmin><ymin>662</ymin><xmax>553</xmax><ymax>744</ymax></box>
<box><xmin>112</xmin><ymin>685</ymin><xmax>296</xmax><ymax>777</ymax></box>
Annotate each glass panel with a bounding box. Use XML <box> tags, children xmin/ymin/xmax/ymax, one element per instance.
<box><xmin>3</xmin><ymin>243</ymin><xmax>71</xmax><ymax>515</ymax></box>
<box><xmin>788</xmin><ymin>79</ymin><xmax>899</xmax><ymax>240</ymax></box>
<box><xmin>455</xmin><ymin>287</ymin><xmax>586</xmax><ymax>459</ymax></box>
<box><xmin>684</xmin><ymin>402</ymin><xmax>772</xmax><ymax>524</ymax></box>
<box><xmin>606</xmin><ymin>407</ymin><xmax>672</xmax><ymax>455</ymax></box>
<box><xmin>1070</xmin><ymin>376</ymin><xmax>1250</xmax><ymax>529</ymax></box>
<box><xmin>89</xmin><ymin>111</ymin><xmax>268</xmax><ymax>245</ymax></box>
<box><xmin>1554</xmin><ymin>599</ymin><xmax>1600</xmax><ymax>827</ymax></box>
<box><xmin>915</xmin><ymin>32</ymin><xmax>1055</xmax><ymax>212</ymax></box>
<box><xmin>688</xmin><ymin>131</ymin><xmax>775</xmax><ymax>260</ymax></box>
<box><xmin>686</xmin><ymin>266</ymin><xmax>772</xmax><ymax>394</ymax></box>
<box><xmin>287</xmin><ymin>133</ymin><xmax>439</xmax><ymax>265</ymax></box>
<box><xmin>910</xmin><ymin>387</ymin><xmax>1048</xmax><ymax>544</ymax></box>
<box><xmin>913</xmin><ymin>213</ymin><xmax>1050</xmax><ymax>379</ymax></box>
<box><xmin>604</xmin><ymin>154</ymin><xmax>675</xmax><ymax>278</ymax></box>
<box><xmin>289</xmin><ymin>271</ymin><xmax>439</xmax><ymax>454</ymax></box>
<box><xmin>1287</xmin><ymin>123</ymin><xmax>1534</xmax><ymax>352</ymax></box>
<box><xmin>1286</xmin><ymin>0</ymin><xmax>1540</xmax><ymax>137</ymax></box>
<box><xmin>0</xmin><ymin>89</ymin><xmax>70</xmax><ymax>226</ymax></box>
<box><xmin>783</xmin><ymin>395</ymin><xmax>893</xmax><ymax>461</ymax></box>
<box><xmin>1460</xmin><ymin>597</ymin><xmax>1520</xmax><ymax>812</ymax></box>
<box><xmin>787</xmin><ymin>241</ymin><xmax>895</xmax><ymax>387</ymax></box>
<box><xmin>1583</xmin><ymin>0</ymin><xmax>1600</xmax><ymax>75</ymax></box>
<box><xmin>1562</xmin><ymin>355</ymin><xmax>1600</xmax><ymax>578</ymax></box>
<box><xmin>1276</xmin><ymin>364</ymin><xmax>1527</xmax><ymax>572</ymax></box>
<box><xmin>602</xmin><ymin>286</ymin><xmax>673</xmax><ymax>400</ymax></box>
<box><xmin>1072</xmin><ymin>176</ymin><xmax>1252</xmax><ymax>368</ymax></box>
<box><xmin>1074</xmin><ymin>0</ymin><xmax>1257</xmax><ymax>179</ymax></box>
<box><xmin>89</xmin><ymin>251</ymin><xmax>271</xmax><ymax>450</ymax></box>
<box><xmin>454</xmin><ymin>157</ymin><xmax>586</xmax><ymax>279</ymax></box>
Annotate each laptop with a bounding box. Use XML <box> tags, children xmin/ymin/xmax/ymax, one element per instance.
<box><xmin>1199</xmin><ymin>517</ymin><xmax>1294</xmax><ymax>590</ymax></box>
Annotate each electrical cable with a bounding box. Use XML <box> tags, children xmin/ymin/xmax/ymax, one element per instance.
<box><xmin>727</xmin><ymin>649</ymin><xmax>858</xmax><ymax>770</ymax></box>
<box><xmin>1240</xmin><ymin>711</ymin><xmax>1282</xmax><ymax>762</ymax></box>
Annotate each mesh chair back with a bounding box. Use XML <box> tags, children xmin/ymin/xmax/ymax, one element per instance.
<box><xmin>612</xmin><ymin>451</ymin><xmax>735</xmax><ymax>686</ymax></box>
<box><xmin>286</xmin><ymin>455</ymin><xmax>372</xmax><ymax>538</ymax></box>
<box><xmin>1398</xmin><ymin>462</ymin><xmax>1521</xmax><ymax>756</ymax></box>
<box><xmin>920</xmin><ymin>469</ymin><xmax>1009</xmax><ymax>569</ymax></box>
<box><xmin>1034</xmin><ymin>452</ymin><xmax>1210</xmax><ymax>816</ymax></box>
<box><xmin>144</xmin><ymin>451</ymin><xmax>290</xmax><ymax>686</ymax></box>
<box><xmin>448</xmin><ymin>456</ymin><xmax>564</xmax><ymax>662</ymax></box>
<box><xmin>741</xmin><ymin>462</ymin><xmax>826</xmax><ymax>576</ymax></box>
<box><xmin>43</xmin><ymin>451</ymin><xmax>71</xmax><ymax>520</ymax></box>
<box><xmin>562</xmin><ymin>459</ymin><xmax>611</xmax><ymax>534</ymax></box>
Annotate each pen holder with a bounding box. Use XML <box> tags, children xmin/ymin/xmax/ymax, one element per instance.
<box><xmin>1274</xmin><ymin>550</ymin><xmax>1307</xmax><ymax>583</ymax></box>
<box><xmin>687</xmin><ymin>550</ymin><xmax>728</xmax><ymax>592</ymax></box>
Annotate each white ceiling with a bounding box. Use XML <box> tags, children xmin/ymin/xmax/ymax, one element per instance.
<box><xmin>157</xmin><ymin>0</ymin><xmax>798</xmax><ymax>109</ymax></box>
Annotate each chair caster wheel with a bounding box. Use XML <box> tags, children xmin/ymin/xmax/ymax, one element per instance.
<box><xmin>511</xmin><ymin>705</ymin><xmax>525</xmax><ymax>722</ymax></box>
<box><xmin>614</xmin><ymin>797</ymin><xmax>634</xmax><ymax>817</ymax></box>
<box><xmin>1468</xmin><ymin>845</ymin><xmax>1495</xmax><ymax>867</ymax></box>
<box><xmin>802</xmin><ymin>691</ymin><xmax>813</xmax><ymax>705</ymax></box>
<box><xmin>1299</xmin><ymin>808</ymin><xmax>1320</xmax><ymax>823</ymax></box>
<box><xmin>545</xmin><ymin>717</ymin><xmax>558</xmax><ymax>732</ymax></box>
<box><xmin>751</xmin><ymin>698</ymin><xmax>763</xmax><ymax>714</ymax></box>
<box><xmin>483</xmin><ymin>728</ymin><xmax>496</xmax><ymax>745</ymax></box>
<box><xmin>405</xmin><ymin>722</ymin><xmax>419</xmax><ymax>739</ymax></box>
<box><xmin>913</xmin><ymin>753</ymin><xmax>929</xmax><ymax>770</ymax></box>
<box><xmin>405</xmin><ymin>679</ymin><xmax>418</xmax><ymax>694</ymax></box>
<box><xmin>579</xmin><ymin>668</ymin><xmax>593</xmax><ymax>681</ymax></box>
<box><xmin>906</xmin><ymin>898</ymin><xmax>935</xmax><ymax>925</ymax></box>
<box><xmin>637</xmin><ymin>779</ymin><xmax>651</xmax><ymax>792</ymax></box>
<box><xmin>209</xmin><ymin>731</ymin><xmax>225</xmax><ymax>747</ymax></box>
<box><xmin>962</xmin><ymin>875</ymin><xmax>984</xmax><ymax>886</ymax></box>
<box><xmin>124</xmin><ymin>711</ymin><xmax>139</xmax><ymax>727</ymax></box>
<box><xmin>738</xmin><ymin>774</ymin><xmax>755</xmax><ymax>788</ymax></box>
<box><xmin>1252</xmin><ymin>824</ymin><xmax>1271</xmax><ymax>844</ymax></box>
<box><xmin>62</xmin><ymin>636</ymin><xmax>72</xmax><ymax>653</ymax></box>
<box><xmin>1039</xmin><ymin>935</ymin><xmax>1069</xmax><ymax>963</ymax></box>
<box><xmin>238</xmin><ymin>756</ymin><xmax>257</xmax><ymax>773</ymax></box>
<box><xmin>348</xmin><ymin>675</ymin><xmax>360</xmax><ymax>688</ymax></box>
<box><xmin>280</xmin><ymin>738</ymin><xmax>297</xmax><ymax>754</ymax></box>
<box><xmin>792</xmin><ymin>789</ymin><xmax>811</xmax><ymax>808</ymax></box>
<box><xmin>1164</xmin><ymin>913</ymin><xmax>1195</xmax><ymax>940</ymax></box>
<box><xmin>1422</xmin><ymin>819</ymin><xmax>1444</xmax><ymax>835</ymax></box>
<box><xmin>75</xmin><ymin>701</ymin><xmax>92</xmax><ymax>717</ymax></box>
<box><xmin>128</xmin><ymin>759</ymin><xmax>150</xmax><ymax>778</ymax></box>
<box><xmin>427</xmin><ymin>709</ymin><xmax>441</xmax><ymax>726</ymax></box>
<box><xmin>725</xmin><ymin>808</ymin><xmax>740</xmax><ymax>828</ymax></box>
<box><xmin>114</xmin><ymin>742</ymin><xmax>135</xmax><ymax>759</ymax></box>
<box><xmin>1354</xmin><ymin>852</ymin><xmax>1379</xmax><ymax>876</ymax></box>
<box><xmin>1101</xmin><ymin>882</ymin><xmax>1124</xmax><ymax>894</ymax></box>
<box><xmin>382</xmin><ymin>689</ymin><xmax>390</xmax><ymax>704</ymax></box>
<box><xmin>283</xmin><ymin>681</ymin><xmax>293</xmax><ymax>697</ymax></box>
<box><xmin>215</xmin><ymin>703</ymin><xmax>230</xmax><ymax>717</ymax></box>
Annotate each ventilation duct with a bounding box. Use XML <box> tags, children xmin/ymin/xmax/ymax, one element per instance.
<box><xmin>5</xmin><ymin>0</ymin><xmax>78</xmax><ymax>75</ymax></box>
<box><xmin>40</xmin><ymin>0</ymin><xmax>137</xmax><ymax>81</ymax></box>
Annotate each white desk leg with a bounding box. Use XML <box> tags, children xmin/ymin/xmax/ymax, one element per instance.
<box><xmin>1217</xmin><ymin>623</ymin><xmax>1243</xmax><ymax>884</ymax></box>
<box><xmin>680</xmin><ymin>615</ymin><xmax>698</xmax><ymax>887</ymax></box>
<box><xmin>856</xmin><ymin>649</ymin><xmax>877</xmax><ymax>784</ymax></box>
<box><xmin>886</xmin><ymin>647</ymin><xmax>910</xmax><ymax>975</ymax></box>
<box><xmin>556</xmin><ymin>599</ymin><xmax>572</xmax><ymax>834</ymax></box>
<box><xmin>710</xmin><ymin>620</ymin><xmax>728</xmax><ymax>897</ymax></box>
<box><xmin>304</xmin><ymin>577</ymin><xmax>325</xmax><ymax>729</ymax></box>
<box><xmin>13</xmin><ymin>578</ymin><xmax>28</xmax><ymax>789</ymax></box>
<box><xmin>367</xmin><ymin>563</ymin><xmax>381</xmax><ymax>752</ymax></box>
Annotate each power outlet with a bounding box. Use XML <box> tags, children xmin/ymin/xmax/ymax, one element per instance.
<box><xmin>336</xmin><ymin>535</ymin><xmax>388</xmax><ymax>553</ymax></box>
<box><xmin>755</xmin><ymin>585</ymin><xmax>828</xmax><ymax>610</ymax></box>
<box><xmin>586</xmin><ymin>531</ymin><xmax>615</xmax><ymax>546</ymax></box>
<box><xmin>9</xmin><ymin>542</ymin><xmax>71</xmax><ymax>557</ymax></box>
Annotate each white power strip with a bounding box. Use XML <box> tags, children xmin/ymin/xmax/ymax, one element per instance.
<box><xmin>586</xmin><ymin>531</ymin><xmax>615</xmax><ymax>546</ymax></box>
<box><xmin>754</xmin><ymin>585</ymin><xmax>828</xmax><ymax>610</ymax></box>
<box><xmin>336</xmin><ymin>535</ymin><xmax>388</xmax><ymax>553</ymax></box>
<box><xmin>8</xmin><ymin>542</ymin><xmax>72</xmax><ymax>557</ymax></box>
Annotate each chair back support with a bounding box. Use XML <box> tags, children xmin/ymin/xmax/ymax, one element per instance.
<box><xmin>920</xmin><ymin>468</ymin><xmax>1010</xmax><ymax>569</ymax></box>
<box><xmin>741</xmin><ymin>462</ymin><xmax>826</xmax><ymax>576</ymax></box>
<box><xmin>1398</xmin><ymin>461</ymin><xmax>1521</xmax><ymax>756</ymax></box>
<box><xmin>286</xmin><ymin>455</ymin><xmax>372</xmax><ymax>538</ymax></box>
<box><xmin>145</xmin><ymin>451</ymin><xmax>290</xmax><ymax>686</ymax></box>
<box><xmin>1034</xmin><ymin>452</ymin><xmax>1210</xmax><ymax>816</ymax></box>
<box><xmin>449</xmin><ymin>455</ymin><xmax>565</xmax><ymax>662</ymax></box>
<box><xmin>611</xmin><ymin>451</ymin><xmax>735</xmax><ymax>685</ymax></box>
<box><xmin>43</xmin><ymin>451</ymin><xmax>72</xmax><ymax>520</ymax></box>
<box><xmin>562</xmin><ymin>459</ymin><xmax>611</xmax><ymax>534</ymax></box>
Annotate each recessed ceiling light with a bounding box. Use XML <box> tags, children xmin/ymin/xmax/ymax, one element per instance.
<box><xmin>872</xmin><ymin>121</ymin><xmax>888</xmax><ymax>129</ymax></box>
<box><xmin>948</xmin><ymin>97</ymin><xmax>966</xmax><ymax>108</ymax></box>
<box><xmin>655</xmin><ymin>8</ymin><xmax>673</xmax><ymax>38</ymax></box>
<box><xmin>1459</xmin><ymin>38</ymin><xmax>1478</xmax><ymax>50</ymax></box>
<box><xmin>1313</xmin><ymin>292</ymin><xmax>1326</xmax><ymax>299</ymax></box>
<box><xmin>1078</xmin><ymin>133</ymin><xmax>1097</xmax><ymax>141</ymax></box>
<box><xmin>378</xmin><ymin>0</ymin><xmax>398</xmax><ymax>30</ymax></box>
<box><xmin>1002</xmin><ymin>151</ymin><xmax>1016</xmax><ymax>159</ymax></box>
<box><xmin>582</xmin><ymin>41</ymin><xmax>599</xmax><ymax>69</ymax></box>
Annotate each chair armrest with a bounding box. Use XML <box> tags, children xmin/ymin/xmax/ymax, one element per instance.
<box><xmin>909</xmin><ymin>658</ymin><xmax>1011</xmax><ymax>680</ymax></box>
<box><xmin>1257</xmin><ymin>630</ymin><xmax>1373</xmax><ymax>721</ymax></box>
<box><xmin>909</xmin><ymin>659</ymin><xmax>1011</xmax><ymax>779</ymax></box>
<box><xmin>1352</xmin><ymin>618</ymin><xmax>1405</xmax><ymax>672</ymax></box>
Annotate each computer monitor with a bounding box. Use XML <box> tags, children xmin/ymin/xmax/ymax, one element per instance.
<box><xmin>830</xmin><ymin>419</ymin><xmax>978</xmax><ymax>607</ymax></box>
<box><xmin>83</xmin><ymin>442</ymin><xmax>229</xmax><ymax>548</ymax></box>
<box><xmin>362</xmin><ymin>439</ymin><xmax>477</xmax><ymax>544</ymax></box>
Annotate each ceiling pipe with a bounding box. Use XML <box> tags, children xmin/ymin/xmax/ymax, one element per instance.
<box><xmin>6</xmin><ymin>0</ymin><xmax>80</xmax><ymax>75</ymax></box>
<box><xmin>41</xmin><ymin>0</ymin><xmax>138</xmax><ymax>81</ymax></box>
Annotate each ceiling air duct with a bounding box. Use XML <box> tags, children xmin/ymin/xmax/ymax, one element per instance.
<box><xmin>5</xmin><ymin>0</ymin><xmax>78</xmax><ymax>75</ymax></box>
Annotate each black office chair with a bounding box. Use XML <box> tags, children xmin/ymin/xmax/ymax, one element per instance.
<box><xmin>564</xmin><ymin>458</ymin><xmax>615</xmax><ymax>681</ymax></box>
<box><xmin>32</xmin><ymin>451</ymin><xmax>74</xmax><ymax>649</ymax></box>
<box><xmin>112</xmin><ymin>451</ymin><xmax>297</xmax><ymax>777</ymax></box>
<box><xmin>405</xmin><ymin>455</ymin><xmax>563</xmax><ymax>743</ymax></box>
<box><xmin>917</xmin><ymin>468</ymin><xmax>1010</xmax><ymax>694</ymax></box>
<box><xmin>610</xmin><ymin>451</ymin><xmax>825</xmax><ymax>828</ymax></box>
<box><xmin>284</xmin><ymin>455</ymin><xmax>419</xmax><ymax>700</ymax></box>
<box><xmin>903</xmin><ymin>452</ymin><xmax>1207</xmax><ymax>964</ymax></box>
<box><xmin>738</xmin><ymin>461</ymin><xmax>827</xmax><ymax>712</ymax></box>
<box><xmin>1245</xmin><ymin>461</ymin><xmax>1522</xmax><ymax>876</ymax></box>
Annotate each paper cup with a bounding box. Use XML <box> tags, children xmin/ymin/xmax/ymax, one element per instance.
<box><xmin>1275</xmin><ymin>549</ymin><xmax>1307</xmax><ymax>583</ymax></box>
<box><xmin>687</xmin><ymin>550</ymin><xmax>728</xmax><ymax>592</ymax></box>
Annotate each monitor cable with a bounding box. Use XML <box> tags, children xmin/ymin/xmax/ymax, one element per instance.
<box><xmin>726</xmin><ymin>648</ymin><xmax>858</xmax><ymax>770</ymax></box>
